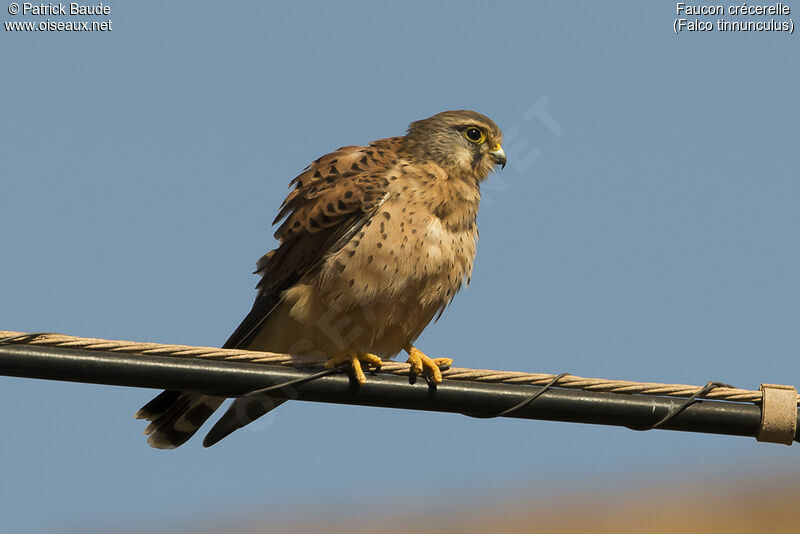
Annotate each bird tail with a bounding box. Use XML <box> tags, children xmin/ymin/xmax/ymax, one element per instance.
<box><xmin>134</xmin><ymin>390</ymin><xmax>225</xmax><ymax>449</ymax></box>
<box><xmin>202</xmin><ymin>396</ymin><xmax>287</xmax><ymax>447</ymax></box>
<box><xmin>135</xmin><ymin>290</ymin><xmax>289</xmax><ymax>448</ymax></box>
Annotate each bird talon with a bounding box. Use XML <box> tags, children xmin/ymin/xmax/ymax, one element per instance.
<box><xmin>432</xmin><ymin>357</ymin><xmax>453</xmax><ymax>370</ymax></box>
<box><xmin>405</xmin><ymin>346</ymin><xmax>450</xmax><ymax>384</ymax></box>
<box><xmin>325</xmin><ymin>352</ymin><xmax>382</xmax><ymax>385</ymax></box>
<box><xmin>361</xmin><ymin>353</ymin><xmax>383</xmax><ymax>369</ymax></box>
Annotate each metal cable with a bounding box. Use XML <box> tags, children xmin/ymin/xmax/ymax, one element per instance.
<box><xmin>1</xmin><ymin>336</ymin><xmax>794</xmax><ymax>444</ymax></box>
<box><xmin>627</xmin><ymin>381</ymin><xmax>734</xmax><ymax>431</ymax></box>
<box><xmin>0</xmin><ymin>330</ymin><xmax>789</xmax><ymax>406</ymax></box>
<box><xmin>466</xmin><ymin>372</ymin><xmax>572</xmax><ymax>418</ymax></box>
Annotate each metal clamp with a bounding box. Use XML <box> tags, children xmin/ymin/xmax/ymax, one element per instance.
<box><xmin>757</xmin><ymin>383</ymin><xmax>797</xmax><ymax>445</ymax></box>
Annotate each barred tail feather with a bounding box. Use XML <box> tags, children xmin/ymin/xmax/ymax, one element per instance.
<box><xmin>135</xmin><ymin>390</ymin><xmax>225</xmax><ymax>449</ymax></box>
<box><xmin>134</xmin><ymin>288</ymin><xmax>287</xmax><ymax>448</ymax></box>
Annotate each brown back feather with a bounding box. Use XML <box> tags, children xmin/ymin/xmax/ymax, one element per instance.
<box><xmin>256</xmin><ymin>138</ymin><xmax>404</xmax><ymax>295</ymax></box>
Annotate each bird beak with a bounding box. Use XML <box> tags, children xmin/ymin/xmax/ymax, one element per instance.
<box><xmin>489</xmin><ymin>144</ymin><xmax>506</xmax><ymax>169</ymax></box>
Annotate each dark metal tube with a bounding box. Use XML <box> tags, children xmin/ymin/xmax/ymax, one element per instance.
<box><xmin>0</xmin><ymin>343</ymin><xmax>793</xmax><ymax>442</ymax></box>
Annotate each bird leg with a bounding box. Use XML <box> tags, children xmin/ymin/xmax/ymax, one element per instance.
<box><xmin>325</xmin><ymin>352</ymin><xmax>383</xmax><ymax>385</ymax></box>
<box><xmin>405</xmin><ymin>345</ymin><xmax>453</xmax><ymax>385</ymax></box>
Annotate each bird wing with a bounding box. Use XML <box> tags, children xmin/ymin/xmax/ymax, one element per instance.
<box><xmin>201</xmin><ymin>139</ymin><xmax>404</xmax><ymax>447</ymax></box>
<box><xmin>222</xmin><ymin>138</ymin><xmax>403</xmax><ymax>349</ymax></box>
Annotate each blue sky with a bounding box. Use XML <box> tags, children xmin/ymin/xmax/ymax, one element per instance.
<box><xmin>1</xmin><ymin>2</ymin><xmax>798</xmax><ymax>532</ymax></box>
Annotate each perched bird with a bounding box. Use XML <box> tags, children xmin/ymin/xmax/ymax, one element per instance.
<box><xmin>136</xmin><ymin>110</ymin><xmax>506</xmax><ymax>448</ymax></box>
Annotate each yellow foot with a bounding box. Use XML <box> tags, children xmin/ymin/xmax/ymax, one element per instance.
<box><xmin>325</xmin><ymin>352</ymin><xmax>383</xmax><ymax>385</ymax></box>
<box><xmin>405</xmin><ymin>346</ymin><xmax>453</xmax><ymax>385</ymax></box>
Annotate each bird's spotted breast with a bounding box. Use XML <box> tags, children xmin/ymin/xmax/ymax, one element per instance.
<box><xmin>306</xmin><ymin>168</ymin><xmax>479</xmax><ymax>356</ymax></box>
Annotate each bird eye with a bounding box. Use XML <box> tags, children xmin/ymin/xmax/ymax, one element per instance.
<box><xmin>464</xmin><ymin>127</ymin><xmax>485</xmax><ymax>144</ymax></box>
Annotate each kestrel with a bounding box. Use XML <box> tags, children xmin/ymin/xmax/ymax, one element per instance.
<box><xmin>136</xmin><ymin>110</ymin><xmax>506</xmax><ymax>448</ymax></box>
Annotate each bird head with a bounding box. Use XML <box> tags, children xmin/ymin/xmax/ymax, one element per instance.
<box><xmin>404</xmin><ymin>110</ymin><xmax>506</xmax><ymax>182</ymax></box>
